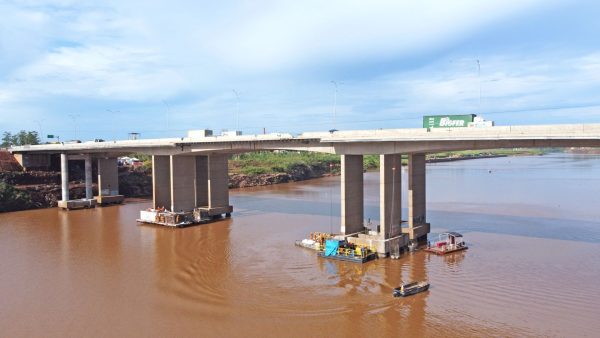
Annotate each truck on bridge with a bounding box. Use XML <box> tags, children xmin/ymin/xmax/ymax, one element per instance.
<box><xmin>423</xmin><ymin>114</ymin><xmax>494</xmax><ymax>128</ymax></box>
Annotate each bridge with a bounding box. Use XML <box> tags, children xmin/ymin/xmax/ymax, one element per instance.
<box><xmin>9</xmin><ymin>123</ymin><xmax>600</xmax><ymax>255</ymax></box>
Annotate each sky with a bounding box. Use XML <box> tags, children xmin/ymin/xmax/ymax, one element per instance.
<box><xmin>1</xmin><ymin>0</ymin><xmax>600</xmax><ymax>141</ymax></box>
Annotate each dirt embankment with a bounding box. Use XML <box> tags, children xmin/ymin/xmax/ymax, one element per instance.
<box><xmin>228</xmin><ymin>163</ymin><xmax>331</xmax><ymax>188</ymax></box>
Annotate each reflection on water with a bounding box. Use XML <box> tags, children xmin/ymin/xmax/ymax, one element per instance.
<box><xmin>1</xmin><ymin>154</ymin><xmax>600</xmax><ymax>337</ymax></box>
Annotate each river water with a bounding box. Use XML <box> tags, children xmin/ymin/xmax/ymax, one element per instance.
<box><xmin>1</xmin><ymin>153</ymin><xmax>599</xmax><ymax>337</ymax></box>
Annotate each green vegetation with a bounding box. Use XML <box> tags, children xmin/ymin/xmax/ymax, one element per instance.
<box><xmin>230</xmin><ymin>148</ymin><xmax>547</xmax><ymax>175</ymax></box>
<box><xmin>1</xmin><ymin>130</ymin><xmax>40</xmax><ymax>148</ymax></box>
<box><xmin>230</xmin><ymin>151</ymin><xmax>340</xmax><ymax>175</ymax></box>
<box><xmin>0</xmin><ymin>181</ymin><xmax>34</xmax><ymax>212</ymax></box>
<box><xmin>429</xmin><ymin>148</ymin><xmax>545</xmax><ymax>158</ymax></box>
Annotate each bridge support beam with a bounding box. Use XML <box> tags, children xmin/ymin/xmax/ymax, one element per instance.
<box><xmin>170</xmin><ymin>155</ymin><xmax>196</xmax><ymax>212</ymax></box>
<box><xmin>152</xmin><ymin>155</ymin><xmax>171</xmax><ymax>209</ymax></box>
<box><xmin>84</xmin><ymin>155</ymin><xmax>93</xmax><ymax>200</ymax></box>
<box><xmin>205</xmin><ymin>154</ymin><xmax>232</xmax><ymax>217</ymax></box>
<box><xmin>404</xmin><ymin>153</ymin><xmax>430</xmax><ymax>244</ymax></box>
<box><xmin>195</xmin><ymin>155</ymin><xmax>209</xmax><ymax>207</ymax></box>
<box><xmin>60</xmin><ymin>153</ymin><xmax>69</xmax><ymax>202</ymax></box>
<box><xmin>340</xmin><ymin>154</ymin><xmax>364</xmax><ymax>234</ymax></box>
<box><xmin>96</xmin><ymin>158</ymin><xmax>124</xmax><ymax>206</ymax></box>
<box><xmin>380</xmin><ymin>154</ymin><xmax>402</xmax><ymax>239</ymax></box>
<box><xmin>58</xmin><ymin>153</ymin><xmax>97</xmax><ymax>210</ymax></box>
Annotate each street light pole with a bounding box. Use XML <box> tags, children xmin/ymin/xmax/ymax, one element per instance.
<box><xmin>106</xmin><ymin>109</ymin><xmax>120</xmax><ymax>139</ymax></box>
<box><xmin>34</xmin><ymin>119</ymin><xmax>44</xmax><ymax>143</ymax></box>
<box><xmin>476</xmin><ymin>59</ymin><xmax>481</xmax><ymax>114</ymax></box>
<box><xmin>232</xmin><ymin>89</ymin><xmax>240</xmax><ymax>132</ymax></box>
<box><xmin>330</xmin><ymin>81</ymin><xmax>342</xmax><ymax>129</ymax></box>
<box><xmin>68</xmin><ymin>114</ymin><xmax>80</xmax><ymax>140</ymax></box>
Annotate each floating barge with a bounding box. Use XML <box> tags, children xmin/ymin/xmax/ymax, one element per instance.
<box><xmin>317</xmin><ymin>239</ymin><xmax>378</xmax><ymax>264</ymax></box>
<box><xmin>424</xmin><ymin>232</ymin><xmax>468</xmax><ymax>255</ymax></box>
<box><xmin>137</xmin><ymin>207</ymin><xmax>231</xmax><ymax>227</ymax></box>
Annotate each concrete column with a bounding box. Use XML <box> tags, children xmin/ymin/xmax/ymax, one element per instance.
<box><xmin>195</xmin><ymin>155</ymin><xmax>208</xmax><ymax>207</ymax></box>
<box><xmin>170</xmin><ymin>155</ymin><xmax>196</xmax><ymax>212</ymax></box>
<box><xmin>84</xmin><ymin>155</ymin><xmax>93</xmax><ymax>200</ymax></box>
<box><xmin>152</xmin><ymin>155</ymin><xmax>171</xmax><ymax>210</ymax></box>
<box><xmin>208</xmin><ymin>154</ymin><xmax>229</xmax><ymax>208</ymax></box>
<box><xmin>406</xmin><ymin>153</ymin><xmax>429</xmax><ymax>242</ymax></box>
<box><xmin>380</xmin><ymin>154</ymin><xmax>401</xmax><ymax>239</ymax></box>
<box><xmin>97</xmin><ymin>158</ymin><xmax>119</xmax><ymax>196</ymax></box>
<box><xmin>341</xmin><ymin>154</ymin><xmax>364</xmax><ymax>234</ymax></box>
<box><xmin>60</xmin><ymin>153</ymin><xmax>69</xmax><ymax>202</ymax></box>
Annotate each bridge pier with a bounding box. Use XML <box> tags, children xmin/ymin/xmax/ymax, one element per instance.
<box><xmin>404</xmin><ymin>153</ymin><xmax>430</xmax><ymax>245</ymax></box>
<box><xmin>58</xmin><ymin>153</ymin><xmax>97</xmax><ymax>210</ymax></box>
<box><xmin>340</xmin><ymin>154</ymin><xmax>364</xmax><ymax>234</ymax></box>
<box><xmin>152</xmin><ymin>155</ymin><xmax>171</xmax><ymax>209</ymax></box>
<box><xmin>150</xmin><ymin>154</ymin><xmax>232</xmax><ymax>218</ymax></box>
<box><xmin>95</xmin><ymin>158</ymin><xmax>124</xmax><ymax>205</ymax></box>
<box><xmin>60</xmin><ymin>153</ymin><xmax>69</xmax><ymax>202</ymax></box>
<box><xmin>170</xmin><ymin>156</ymin><xmax>196</xmax><ymax>212</ymax></box>
<box><xmin>379</xmin><ymin>154</ymin><xmax>402</xmax><ymax>239</ymax></box>
<box><xmin>84</xmin><ymin>155</ymin><xmax>93</xmax><ymax>200</ymax></box>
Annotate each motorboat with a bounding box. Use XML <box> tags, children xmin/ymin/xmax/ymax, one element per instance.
<box><xmin>393</xmin><ymin>281</ymin><xmax>430</xmax><ymax>297</ymax></box>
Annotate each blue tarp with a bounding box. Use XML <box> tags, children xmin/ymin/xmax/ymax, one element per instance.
<box><xmin>325</xmin><ymin>239</ymin><xmax>340</xmax><ymax>256</ymax></box>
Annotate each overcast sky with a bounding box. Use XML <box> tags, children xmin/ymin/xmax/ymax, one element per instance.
<box><xmin>1</xmin><ymin>0</ymin><xmax>600</xmax><ymax>140</ymax></box>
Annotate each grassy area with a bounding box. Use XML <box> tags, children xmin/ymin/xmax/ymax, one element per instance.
<box><xmin>230</xmin><ymin>151</ymin><xmax>340</xmax><ymax>175</ymax></box>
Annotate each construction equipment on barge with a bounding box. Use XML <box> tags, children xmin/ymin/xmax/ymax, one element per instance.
<box><xmin>295</xmin><ymin>233</ymin><xmax>378</xmax><ymax>263</ymax></box>
<box><xmin>424</xmin><ymin>232</ymin><xmax>468</xmax><ymax>255</ymax></box>
<box><xmin>317</xmin><ymin>239</ymin><xmax>378</xmax><ymax>263</ymax></box>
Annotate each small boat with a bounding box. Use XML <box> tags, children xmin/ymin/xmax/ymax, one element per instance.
<box><xmin>393</xmin><ymin>281</ymin><xmax>430</xmax><ymax>297</ymax></box>
<box><xmin>424</xmin><ymin>232</ymin><xmax>468</xmax><ymax>255</ymax></box>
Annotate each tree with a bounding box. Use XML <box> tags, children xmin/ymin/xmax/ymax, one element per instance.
<box><xmin>1</xmin><ymin>130</ymin><xmax>40</xmax><ymax>147</ymax></box>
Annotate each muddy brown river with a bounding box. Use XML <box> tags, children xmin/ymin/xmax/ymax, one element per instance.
<box><xmin>1</xmin><ymin>154</ymin><xmax>599</xmax><ymax>337</ymax></box>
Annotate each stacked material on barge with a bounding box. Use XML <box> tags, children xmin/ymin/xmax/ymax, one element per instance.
<box><xmin>294</xmin><ymin>232</ymin><xmax>334</xmax><ymax>251</ymax></box>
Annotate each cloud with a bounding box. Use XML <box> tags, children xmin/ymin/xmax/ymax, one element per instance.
<box><xmin>10</xmin><ymin>45</ymin><xmax>186</xmax><ymax>101</ymax></box>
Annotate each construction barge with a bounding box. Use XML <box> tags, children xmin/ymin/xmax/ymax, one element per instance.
<box><xmin>137</xmin><ymin>207</ymin><xmax>232</xmax><ymax>227</ymax></box>
<box><xmin>295</xmin><ymin>232</ymin><xmax>378</xmax><ymax>264</ymax></box>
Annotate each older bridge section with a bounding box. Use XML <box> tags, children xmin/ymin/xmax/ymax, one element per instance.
<box><xmin>10</xmin><ymin>123</ymin><xmax>600</xmax><ymax>255</ymax></box>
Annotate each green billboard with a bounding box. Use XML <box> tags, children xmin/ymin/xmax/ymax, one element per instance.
<box><xmin>423</xmin><ymin>114</ymin><xmax>475</xmax><ymax>128</ymax></box>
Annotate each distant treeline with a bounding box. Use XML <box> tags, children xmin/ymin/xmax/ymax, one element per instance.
<box><xmin>2</xmin><ymin>130</ymin><xmax>40</xmax><ymax>148</ymax></box>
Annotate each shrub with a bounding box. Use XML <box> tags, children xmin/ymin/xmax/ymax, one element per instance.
<box><xmin>0</xmin><ymin>181</ymin><xmax>35</xmax><ymax>212</ymax></box>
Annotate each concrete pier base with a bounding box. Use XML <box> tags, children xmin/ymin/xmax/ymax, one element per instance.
<box><xmin>58</xmin><ymin>199</ymin><xmax>97</xmax><ymax>210</ymax></box>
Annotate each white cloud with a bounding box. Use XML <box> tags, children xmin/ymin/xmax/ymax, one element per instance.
<box><xmin>8</xmin><ymin>45</ymin><xmax>187</xmax><ymax>101</ymax></box>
